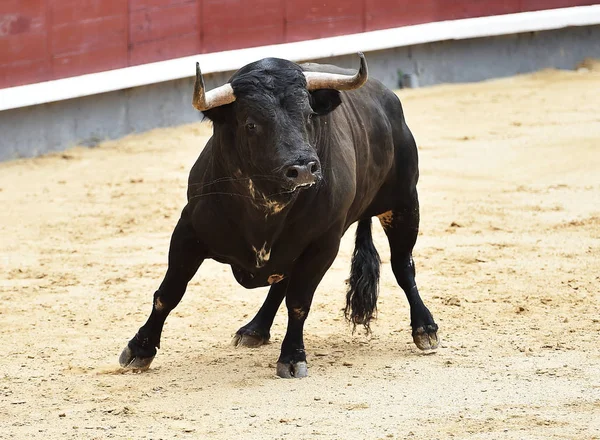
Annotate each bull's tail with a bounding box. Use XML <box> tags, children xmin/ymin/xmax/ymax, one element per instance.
<box><xmin>345</xmin><ymin>217</ymin><xmax>381</xmax><ymax>333</ymax></box>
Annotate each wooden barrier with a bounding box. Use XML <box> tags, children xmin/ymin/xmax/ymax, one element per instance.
<box><xmin>0</xmin><ymin>0</ymin><xmax>597</xmax><ymax>89</ymax></box>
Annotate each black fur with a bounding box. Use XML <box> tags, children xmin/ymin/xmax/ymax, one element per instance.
<box><xmin>345</xmin><ymin>217</ymin><xmax>381</xmax><ymax>332</ymax></box>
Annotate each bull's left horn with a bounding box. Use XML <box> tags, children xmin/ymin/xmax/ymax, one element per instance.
<box><xmin>304</xmin><ymin>52</ymin><xmax>368</xmax><ymax>91</ymax></box>
<box><xmin>192</xmin><ymin>62</ymin><xmax>236</xmax><ymax>111</ymax></box>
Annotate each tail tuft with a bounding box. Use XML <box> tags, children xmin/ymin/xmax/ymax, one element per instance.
<box><xmin>345</xmin><ymin>217</ymin><xmax>381</xmax><ymax>333</ymax></box>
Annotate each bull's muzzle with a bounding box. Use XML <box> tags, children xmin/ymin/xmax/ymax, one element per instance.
<box><xmin>284</xmin><ymin>161</ymin><xmax>321</xmax><ymax>190</ymax></box>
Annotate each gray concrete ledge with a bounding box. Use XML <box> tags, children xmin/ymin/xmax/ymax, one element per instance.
<box><xmin>1</xmin><ymin>25</ymin><xmax>598</xmax><ymax>161</ymax></box>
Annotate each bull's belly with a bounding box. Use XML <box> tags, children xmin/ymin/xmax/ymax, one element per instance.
<box><xmin>231</xmin><ymin>265</ymin><xmax>287</xmax><ymax>289</ymax></box>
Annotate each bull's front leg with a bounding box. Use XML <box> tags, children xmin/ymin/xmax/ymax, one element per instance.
<box><xmin>233</xmin><ymin>280</ymin><xmax>287</xmax><ymax>347</ymax></box>
<box><xmin>276</xmin><ymin>235</ymin><xmax>341</xmax><ymax>378</ymax></box>
<box><xmin>119</xmin><ymin>214</ymin><xmax>206</xmax><ymax>370</ymax></box>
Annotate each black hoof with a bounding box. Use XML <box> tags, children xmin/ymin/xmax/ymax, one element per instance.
<box><xmin>232</xmin><ymin>327</ymin><xmax>270</xmax><ymax>348</ymax></box>
<box><xmin>119</xmin><ymin>339</ymin><xmax>157</xmax><ymax>371</ymax></box>
<box><xmin>276</xmin><ymin>361</ymin><xmax>308</xmax><ymax>378</ymax></box>
<box><xmin>412</xmin><ymin>324</ymin><xmax>440</xmax><ymax>351</ymax></box>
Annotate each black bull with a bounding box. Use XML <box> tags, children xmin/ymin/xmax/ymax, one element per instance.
<box><xmin>119</xmin><ymin>53</ymin><xmax>439</xmax><ymax>378</ymax></box>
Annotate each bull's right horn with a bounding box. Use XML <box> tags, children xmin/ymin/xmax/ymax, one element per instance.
<box><xmin>304</xmin><ymin>52</ymin><xmax>368</xmax><ymax>91</ymax></box>
<box><xmin>192</xmin><ymin>62</ymin><xmax>236</xmax><ymax>111</ymax></box>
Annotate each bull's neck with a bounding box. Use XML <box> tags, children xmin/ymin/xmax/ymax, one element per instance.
<box><xmin>209</xmin><ymin>157</ymin><xmax>291</xmax><ymax>248</ymax></box>
<box><xmin>235</xmin><ymin>188</ymin><xmax>291</xmax><ymax>254</ymax></box>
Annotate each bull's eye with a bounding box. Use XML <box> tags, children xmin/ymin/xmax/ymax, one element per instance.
<box><xmin>246</xmin><ymin>122</ymin><xmax>257</xmax><ymax>131</ymax></box>
<box><xmin>308</xmin><ymin>113</ymin><xmax>316</xmax><ymax>122</ymax></box>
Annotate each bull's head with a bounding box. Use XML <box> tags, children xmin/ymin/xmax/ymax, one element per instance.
<box><xmin>192</xmin><ymin>53</ymin><xmax>368</xmax><ymax>204</ymax></box>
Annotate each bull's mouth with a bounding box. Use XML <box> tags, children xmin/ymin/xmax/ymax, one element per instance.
<box><xmin>281</xmin><ymin>180</ymin><xmax>317</xmax><ymax>195</ymax></box>
<box><xmin>292</xmin><ymin>181</ymin><xmax>316</xmax><ymax>191</ymax></box>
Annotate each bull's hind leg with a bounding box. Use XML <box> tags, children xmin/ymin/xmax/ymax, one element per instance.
<box><xmin>378</xmin><ymin>194</ymin><xmax>439</xmax><ymax>351</ymax></box>
<box><xmin>233</xmin><ymin>281</ymin><xmax>286</xmax><ymax>347</ymax></box>
<box><xmin>119</xmin><ymin>214</ymin><xmax>205</xmax><ymax>370</ymax></box>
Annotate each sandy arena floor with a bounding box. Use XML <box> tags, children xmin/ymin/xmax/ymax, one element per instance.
<box><xmin>1</xmin><ymin>63</ymin><xmax>599</xmax><ymax>439</ymax></box>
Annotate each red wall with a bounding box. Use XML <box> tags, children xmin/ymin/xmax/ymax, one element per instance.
<box><xmin>0</xmin><ymin>0</ymin><xmax>596</xmax><ymax>89</ymax></box>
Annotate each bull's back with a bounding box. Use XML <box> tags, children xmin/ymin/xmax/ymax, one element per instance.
<box><xmin>304</xmin><ymin>62</ymin><xmax>413</xmax><ymax>226</ymax></box>
<box><xmin>348</xmin><ymin>78</ymin><xmax>419</xmax><ymax>218</ymax></box>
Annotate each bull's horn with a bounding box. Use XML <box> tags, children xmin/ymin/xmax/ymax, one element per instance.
<box><xmin>304</xmin><ymin>52</ymin><xmax>368</xmax><ymax>91</ymax></box>
<box><xmin>192</xmin><ymin>62</ymin><xmax>236</xmax><ymax>111</ymax></box>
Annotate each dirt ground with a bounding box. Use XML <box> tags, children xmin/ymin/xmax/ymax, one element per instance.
<box><xmin>1</xmin><ymin>62</ymin><xmax>599</xmax><ymax>439</ymax></box>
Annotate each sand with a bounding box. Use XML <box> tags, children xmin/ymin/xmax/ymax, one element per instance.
<box><xmin>1</xmin><ymin>63</ymin><xmax>599</xmax><ymax>439</ymax></box>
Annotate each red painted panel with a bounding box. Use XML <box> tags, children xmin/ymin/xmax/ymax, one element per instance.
<box><xmin>284</xmin><ymin>0</ymin><xmax>363</xmax><ymax>42</ymax></box>
<box><xmin>3</xmin><ymin>0</ymin><xmax>600</xmax><ymax>89</ymax></box>
<box><xmin>203</xmin><ymin>25</ymin><xmax>284</xmax><ymax>52</ymax></box>
<box><xmin>202</xmin><ymin>0</ymin><xmax>283</xmax><ymax>33</ymax></box>
<box><xmin>129</xmin><ymin>33</ymin><xmax>200</xmax><ymax>65</ymax></box>
<box><xmin>436</xmin><ymin>0</ymin><xmax>521</xmax><ymax>21</ymax></box>
<box><xmin>0</xmin><ymin>0</ymin><xmax>46</xmax><ymax>36</ymax></box>
<box><xmin>129</xmin><ymin>0</ymin><xmax>197</xmax><ymax>11</ymax></box>
<box><xmin>489</xmin><ymin>0</ymin><xmax>522</xmax><ymax>16</ymax></box>
<box><xmin>0</xmin><ymin>59</ymin><xmax>51</xmax><ymax>88</ymax></box>
<box><xmin>52</xmin><ymin>15</ymin><xmax>127</xmax><ymax>55</ymax></box>
<box><xmin>366</xmin><ymin>0</ymin><xmax>437</xmax><ymax>31</ymax></box>
<box><xmin>285</xmin><ymin>0</ymin><xmax>362</xmax><ymax>22</ymax></box>
<box><xmin>0</xmin><ymin>1</ymin><xmax>48</xmax><ymax>87</ymax></box>
<box><xmin>130</xmin><ymin>2</ymin><xmax>199</xmax><ymax>44</ymax></box>
<box><xmin>0</xmin><ymin>0</ymin><xmax>44</xmax><ymax>15</ymax></box>
<box><xmin>520</xmin><ymin>0</ymin><xmax>598</xmax><ymax>12</ymax></box>
<box><xmin>52</xmin><ymin>44</ymin><xmax>127</xmax><ymax>78</ymax></box>
<box><xmin>286</xmin><ymin>17</ymin><xmax>363</xmax><ymax>42</ymax></box>
<box><xmin>202</xmin><ymin>0</ymin><xmax>284</xmax><ymax>52</ymax></box>
<box><xmin>51</xmin><ymin>1</ymin><xmax>126</xmax><ymax>26</ymax></box>
<box><xmin>0</xmin><ymin>32</ymin><xmax>47</xmax><ymax>63</ymax></box>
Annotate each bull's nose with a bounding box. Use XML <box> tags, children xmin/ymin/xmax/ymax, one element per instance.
<box><xmin>285</xmin><ymin>161</ymin><xmax>320</xmax><ymax>187</ymax></box>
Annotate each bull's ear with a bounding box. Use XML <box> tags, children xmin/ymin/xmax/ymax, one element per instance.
<box><xmin>201</xmin><ymin>105</ymin><xmax>233</xmax><ymax>124</ymax></box>
<box><xmin>309</xmin><ymin>89</ymin><xmax>342</xmax><ymax>115</ymax></box>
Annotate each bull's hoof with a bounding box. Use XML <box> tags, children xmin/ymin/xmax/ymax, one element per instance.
<box><xmin>232</xmin><ymin>327</ymin><xmax>270</xmax><ymax>348</ymax></box>
<box><xmin>276</xmin><ymin>361</ymin><xmax>308</xmax><ymax>379</ymax></box>
<box><xmin>412</xmin><ymin>324</ymin><xmax>440</xmax><ymax>352</ymax></box>
<box><xmin>119</xmin><ymin>343</ymin><xmax>156</xmax><ymax>371</ymax></box>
